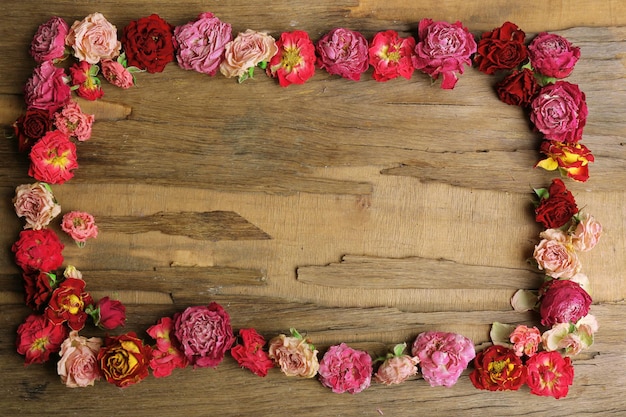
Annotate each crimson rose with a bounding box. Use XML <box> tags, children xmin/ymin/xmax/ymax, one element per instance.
<box><xmin>475</xmin><ymin>21</ymin><xmax>528</xmax><ymax>75</ymax></box>
<box><xmin>538</xmin><ymin>279</ymin><xmax>592</xmax><ymax>327</ymax></box>
<box><xmin>23</xmin><ymin>271</ymin><xmax>58</xmax><ymax>311</ymax></box>
<box><xmin>122</xmin><ymin>14</ymin><xmax>174</xmax><ymax>73</ymax></box>
<box><xmin>12</xmin><ymin>229</ymin><xmax>64</xmax><ymax>272</ymax></box>
<box><xmin>16</xmin><ymin>313</ymin><xmax>68</xmax><ymax>365</ymax></box>
<box><xmin>535</xmin><ymin>178</ymin><xmax>578</xmax><ymax>228</ymax></box>
<box><xmin>13</xmin><ymin>109</ymin><xmax>52</xmax><ymax>153</ymax></box>
<box><xmin>495</xmin><ymin>68</ymin><xmax>540</xmax><ymax>107</ymax></box>
<box><xmin>469</xmin><ymin>345</ymin><xmax>526</xmax><ymax>391</ymax></box>
<box><xmin>90</xmin><ymin>296</ymin><xmax>126</xmax><ymax>329</ymax></box>
<box><xmin>230</xmin><ymin>328</ymin><xmax>274</xmax><ymax>377</ymax></box>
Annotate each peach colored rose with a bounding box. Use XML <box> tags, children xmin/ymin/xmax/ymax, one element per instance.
<box><xmin>13</xmin><ymin>182</ymin><xmax>61</xmax><ymax>230</ymax></box>
<box><xmin>220</xmin><ymin>29</ymin><xmax>277</xmax><ymax>80</ymax></box>
<box><xmin>571</xmin><ymin>213</ymin><xmax>602</xmax><ymax>252</ymax></box>
<box><xmin>509</xmin><ymin>325</ymin><xmax>541</xmax><ymax>357</ymax></box>
<box><xmin>268</xmin><ymin>331</ymin><xmax>319</xmax><ymax>378</ymax></box>
<box><xmin>66</xmin><ymin>13</ymin><xmax>121</xmax><ymax>64</ymax></box>
<box><xmin>374</xmin><ymin>354</ymin><xmax>418</xmax><ymax>385</ymax></box>
<box><xmin>57</xmin><ymin>331</ymin><xmax>102</xmax><ymax>387</ymax></box>
<box><xmin>533</xmin><ymin>229</ymin><xmax>581</xmax><ymax>279</ymax></box>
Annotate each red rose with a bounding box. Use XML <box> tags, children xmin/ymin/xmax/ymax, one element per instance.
<box><xmin>268</xmin><ymin>31</ymin><xmax>316</xmax><ymax>87</ymax></box>
<box><xmin>122</xmin><ymin>14</ymin><xmax>175</xmax><ymax>73</ymax></box>
<box><xmin>469</xmin><ymin>345</ymin><xmax>526</xmax><ymax>391</ymax></box>
<box><xmin>22</xmin><ymin>271</ymin><xmax>58</xmax><ymax>311</ymax></box>
<box><xmin>475</xmin><ymin>21</ymin><xmax>528</xmax><ymax>75</ymax></box>
<box><xmin>28</xmin><ymin>130</ymin><xmax>78</xmax><ymax>184</ymax></box>
<box><xmin>526</xmin><ymin>351</ymin><xmax>574</xmax><ymax>399</ymax></box>
<box><xmin>45</xmin><ymin>277</ymin><xmax>94</xmax><ymax>331</ymax></box>
<box><xmin>535</xmin><ymin>178</ymin><xmax>579</xmax><ymax>228</ymax></box>
<box><xmin>13</xmin><ymin>109</ymin><xmax>53</xmax><ymax>153</ymax></box>
<box><xmin>16</xmin><ymin>313</ymin><xmax>68</xmax><ymax>365</ymax></box>
<box><xmin>530</xmin><ymin>81</ymin><xmax>587</xmax><ymax>143</ymax></box>
<box><xmin>12</xmin><ymin>229</ymin><xmax>64</xmax><ymax>272</ymax></box>
<box><xmin>98</xmin><ymin>332</ymin><xmax>152</xmax><ymax>387</ymax></box>
<box><xmin>368</xmin><ymin>30</ymin><xmax>415</xmax><ymax>82</ymax></box>
<box><xmin>230</xmin><ymin>328</ymin><xmax>274</xmax><ymax>377</ymax></box>
<box><xmin>495</xmin><ymin>68</ymin><xmax>540</xmax><ymax>107</ymax></box>
<box><xmin>91</xmin><ymin>296</ymin><xmax>126</xmax><ymax>329</ymax></box>
<box><xmin>69</xmin><ymin>61</ymin><xmax>104</xmax><ymax>101</ymax></box>
<box><xmin>538</xmin><ymin>279</ymin><xmax>592</xmax><ymax>327</ymax></box>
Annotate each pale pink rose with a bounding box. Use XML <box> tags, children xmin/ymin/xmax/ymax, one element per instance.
<box><xmin>100</xmin><ymin>59</ymin><xmax>134</xmax><ymax>89</ymax></box>
<box><xmin>66</xmin><ymin>13</ymin><xmax>121</xmax><ymax>64</ymax></box>
<box><xmin>54</xmin><ymin>101</ymin><xmax>94</xmax><ymax>141</ymax></box>
<box><xmin>528</xmin><ymin>32</ymin><xmax>580</xmax><ymax>79</ymax></box>
<box><xmin>24</xmin><ymin>61</ymin><xmax>71</xmax><ymax>112</ymax></box>
<box><xmin>533</xmin><ymin>230</ymin><xmax>581</xmax><ymax>279</ymax></box>
<box><xmin>57</xmin><ymin>331</ymin><xmax>102</xmax><ymax>387</ymax></box>
<box><xmin>268</xmin><ymin>333</ymin><xmax>319</xmax><ymax>378</ymax></box>
<box><xmin>318</xmin><ymin>343</ymin><xmax>372</xmax><ymax>394</ymax></box>
<box><xmin>374</xmin><ymin>354</ymin><xmax>418</xmax><ymax>385</ymax></box>
<box><xmin>30</xmin><ymin>16</ymin><xmax>69</xmax><ymax>63</ymax></box>
<box><xmin>173</xmin><ymin>12</ymin><xmax>232</xmax><ymax>75</ymax></box>
<box><xmin>509</xmin><ymin>325</ymin><xmax>541</xmax><ymax>357</ymax></box>
<box><xmin>411</xmin><ymin>331</ymin><xmax>475</xmax><ymax>387</ymax></box>
<box><xmin>13</xmin><ymin>182</ymin><xmax>61</xmax><ymax>230</ymax></box>
<box><xmin>316</xmin><ymin>27</ymin><xmax>369</xmax><ymax>81</ymax></box>
<box><xmin>61</xmin><ymin>211</ymin><xmax>98</xmax><ymax>246</ymax></box>
<box><xmin>571</xmin><ymin>213</ymin><xmax>602</xmax><ymax>252</ymax></box>
<box><xmin>220</xmin><ymin>29</ymin><xmax>277</xmax><ymax>80</ymax></box>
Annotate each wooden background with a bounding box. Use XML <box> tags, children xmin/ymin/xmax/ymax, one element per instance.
<box><xmin>1</xmin><ymin>1</ymin><xmax>625</xmax><ymax>415</ymax></box>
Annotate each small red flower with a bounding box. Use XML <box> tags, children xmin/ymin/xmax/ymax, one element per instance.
<box><xmin>12</xmin><ymin>228</ymin><xmax>64</xmax><ymax>273</ymax></box>
<box><xmin>469</xmin><ymin>345</ymin><xmax>526</xmax><ymax>391</ymax></box>
<box><xmin>45</xmin><ymin>277</ymin><xmax>93</xmax><ymax>331</ymax></box>
<box><xmin>474</xmin><ymin>21</ymin><xmax>528</xmax><ymax>75</ymax></box>
<box><xmin>268</xmin><ymin>31</ymin><xmax>316</xmax><ymax>87</ymax></box>
<box><xmin>534</xmin><ymin>178</ymin><xmax>579</xmax><ymax>229</ymax></box>
<box><xmin>89</xmin><ymin>296</ymin><xmax>126</xmax><ymax>330</ymax></box>
<box><xmin>368</xmin><ymin>30</ymin><xmax>415</xmax><ymax>82</ymax></box>
<box><xmin>231</xmin><ymin>328</ymin><xmax>274</xmax><ymax>377</ymax></box>
<box><xmin>22</xmin><ymin>270</ymin><xmax>58</xmax><ymax>311</ymax></box>
<box><xmin>69</xmin><ymin>61</ymin><xmax>104</xmax><ymax>100</ymax></box>
<box><xmin>526</xmin><ymin>351</ymin><xmax>574</xmax><ymax>398</ymax></box>
<box><xmin>16</xmin><ymin>313</ymin><xmax>68</xmax><ymax>365</ymax></box>
<box><xmin>13</xmin><ymin>109</ymin><xmax>53</xmax><ymax>153</ymax></box>
<box><xmin>147</xmin><ymin>316</ymin><xmax>189</xmax><ymax>378</ymax></box>
<box><xmin>495</xmin><ymin>68</ymin><xmax>540</xmax><ymax>107</ymax></box>
<box><xmin>28</xmin><ymin>130</ymin><xmax>78</xmax><ymax>185</ymax></box>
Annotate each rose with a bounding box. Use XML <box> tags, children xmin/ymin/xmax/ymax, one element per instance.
<box><xmin>98</xmin><ymin>332</ymin><xmax>152</xmax><ymax>387</ymax></box>
<box><xmin>538</xmin><ymin>279</ymin><xmax>592</xmax><ymax>327</ymax></box>
<box><xmin>60</xmin><ymin>211</ymin><xmax>98</xmax><ymax>246</ymax></box>
<box><xmin>411</xmin><ymin>331</ymin><xmax>475</xmax><ymax>387</ymax></box>
<box><xmin>316</xmin><ymin>28</ymin><xmax>369</xmax><ymax>81</ymax></box>
<box><xmin>57</xmin><ymin>331</ymin><xmax>102</xmax><ymax>387</ymax></box>
<box><xmin>571</xmin><ymin>213</ymin><xmax>602</xmax><ymax>252</ymax></box>
<box><xmin>173</xmin><ymin>12</ymin><xmax>232</xmax><ymax>76</ymax></box>
<box><xmin>534</xmin><ymin>178</ymin><xmax>579</xmax><ymax>229</ymax></box>
<box><xmin>89</xmin><ymin>296</ymin><xmax>126</xmax><ymax>330</ymax></box>
<box><xmin>474</xmin><ymin>21</ymin><xmax>528</xmax><ymax>75</ymax></box>
<box><xmin>528</xmin><ymin>32</ymin><xmax>580</xmax><ymax>79</ymax></box>
<box><xmin>231</xmin><ymin>328</ymin><xmax>274</xmax><ymax>377</ymax></box>
<box><xmin>412</xmin><ymin>19</ymin><xmax>477</xmax><ymax>89</ymax></box>
<box><xmin>66</xmin><ymin>12</ymin><xmax>121</xmax><ymax>64</ymax></box>
<box><xmin>495</xmin><ymin>68</ymin><xmax>540</xmax><ymax>107</ymax></box>
<box><xmin>268</xmin><ymin>329</ymin><xmax>319</xmax><ymax>378</ymax></box>
<box><xmin>509</xmin><ymin>325</ymin><xmax>542</xmax><ymax>357</ymax></box>
<box><xmin>22</xmin><ymin>271</ymin><xmax>57</xmax><ymax>311</ymax></box>
<box><xmin>122</xmin><ymin>14</ymin><xmax>175</xmax><ymax>73</ymax></box>
<box><xmin>45</xmin><ymin>277</ymin><xmax>94</xmax><ymax>331</ymax></box>
<box><xmin>373</xmin><ymin>344</ymin><xmax>419</xmax><ymax>385</ymax></box>
<box><xmin>220</xmin><ymin>30</ymin><xmax>277</xmax><ymax>81</ymax></box>
<box><xmin>147</xmin><ymin>316</ymin><xmax>189</xmax><ymax>378</ymax></box>
<box><xmin>526</xmin><ymin>351</ymin><xmax>574</xmax><ymax>398</ymax></box>
<box><xmin>13</xmin><ymin>109</ymin><xmax>52</xmax><ymax>153</ymax></box>
<box><xmin>533</xmin><ymin>228</ymin><xmax>581</xmax><ymax>279</ymax></box>
<box><xmin>29</xmin><ymin>16</ymin><xmax>69</xmax><ymax>63</ymax></box>
<box><xmin>101</xmin><ymin>59</ymin><xmax>135</xmax><ymax>89</ymax></box>
<box><xmin>24</xmin><ymin>61</ymin><xmax>71</xmax><ymax>113</ymax></box>
<box><xmin>28</xmin><ymin>130</ymin><xmax>78</xmax><ymax>185</ymax></box>
<box><xmin>13</xmin><ymin>182</ymin><xmax>61</xmax><ymax>230</ymax></box>
<box><xmin>174</xmin><ymin>302</ymin><xmax>235</xmax><ymax>368</ymax></box>
<box><xmin>536</xmin><ymin>140</ymin><xmax>594</xmax><ymax>182</ymax></box>
<box><xmin>16</xmin><ymin>313</ymin><xmax>68</xmax><ymax>365</ymax></box>
<box><xmin>368</xmin><ymin>30</ymin><xmax>415</xmax><ymax>82</ymax></box>
<box><xmin>12</xmin><ymin>228</ymin><xmax>64</xmax><ymax>272</ymax></box>
<box><xmin>469</xmin><ymin>345</ymin><xmax>526</xmax><ymax>391</ymax></box>
<box><xmin>318</xmin><ymin>343</ymin><xmax>372</xmax><ymax>394</ymax></box>
<box><xmin>54</xmin><ymin>101</ymin><xmax>94</xmax><ymax>142</ymax></box>
<box><xmin>268</xmin><ymin>31</ymin><xmax>316</xmax><ymax>87</ymax></box>
<box><xmin>530</xmin><ymin>81</ymin><xmax>587</xmax><ymax>143</ymax></box>
<box><xmin>69</xmin><ymin>61</ymin><xmax>104</xmax><ymax>100</ymax></box>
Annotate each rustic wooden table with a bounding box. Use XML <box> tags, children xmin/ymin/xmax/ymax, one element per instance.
<box><xmin>1</xmin><ymin>1</ymin><xmax>624</xmax><ymax>415</ymax></box>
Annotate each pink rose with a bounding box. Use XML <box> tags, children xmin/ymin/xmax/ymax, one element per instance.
<box><xmin>268</xmin><ymin>330</ymin><xmax>319</xmax><ymax>378</ymax></box>
<box><xmin>538</xmin><ymin>279</ymin><xmax>592</xmax><ymax>327</ymax></box>
<box><xmin>24</xmin><ymin>61</ymin><xmax>71</xmax><ymax>112</ymax></box>
<box><xmin>13</xmin><ymin>182</ymin><xmax>61</xmax><ymax>230</ymax></box>
<box><xmin>533</xmin><ymin>228</ymin><xmax>581</xmax><ymax>279</ymax></box>
<box><xmin>54</xmin><ymin>101</ymin><xmax>94</xmax><ymax>141</ymax></box>
<box><xmin>173</xmin><ymin>302</ymin><xmax>235</xmax><ymax>368</ymax></box>
<box><xmin>173</xmin><ymin>12</ymin><xmax>232</xmax><ymax>76</ymax></box>
<box><xmin>61</xmin><ymin>211</ymin><xmax>98</xmax><ymax>246</ymax></box>
<box><xmin>528</xmin><ymin>32</ymin><xmax>581</xmax><ymax>79</ymax></box>
<box><xmin>509</xmin><ymin>325</ymin><xmax>541</xmax><ymax>357</ymax></box>
<box><xmin>66</xmin><ymin>12</ymin><xmax>121</xmax><ymax>64</ymax></box>
<box><xmin>411</xmin><ymin>331</ymin><xmax>475</xmax><ymax>387</ymax></box>
<box><xmin>57</xmin><ymin>331</ymin><xmax>102</xmax><ymax>387</ymax></box>
<box><xmin>316</xmin><ymin>28</ymin><xmax>369</xmax><ymax>81</ymax></box>
<box><xmin>530</xmin><ymin>81</ymin><xmax>587</xmax><ymax>143</ymax></box>
<box><xmin>101</xmin><ymin>59</ymin><xmax>135</xmax><ymax>89</ymax></box>
<box><xmin>374</xmin><ymin>354</ymin><xmax>418</xmax><ymax>385</ymax></box>
<box><xmin>412</xmin><ymin>19</ymin><xmax>477</xmax><ymax>89</ymax></box>
<box><xmin>368</xmin><ymin>30</ymin><xmax>416</xmax><ymax>82</ymax></box>
<box><xmin>30</xmin><ymin>16</ymin><xmax>69</xmax><ymax>63</ymax></box>
<box><xmin>571</xmin><ymin>213</ymin><xmax>602</xmax><ymax>252</ymax></box>
<box><xmin>318</xmin><ymin>343</ymin><xmax>372</xmax><ymax>394</ymax></box>
<box><xmin>220</xmin><ymin>29</ymin><xmax>278</xmax><ymax>81</ymax></box>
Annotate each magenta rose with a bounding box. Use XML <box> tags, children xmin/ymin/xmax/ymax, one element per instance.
<box><xmin>528</xmin><ymin>32</ymin><xmax>580</xmax><ymax>79</ymax></box>
<box><xmin>30</xmin><ymin>16</ymin><xmax>69</xmax><ymax>63</ymax></box>
<box><xmin>411</xmin><ymin>331</ymin><xmax>475</xmax><ymax>387</ymax></box>
<box><xmin>318</xmin><ymin>343</ymin><xmax>372</xmax><ymax>394</ymax></box>
<box><xmin>24</xmin><ymin>61</ymin><xmax>71</xmax><ymax>113</ymax></box>
<box><xmin>530</xmin><ymin>81</ymin><xmax>587</xmax><ymax>143</ymax></box>
<box><xmin>316</xmin><ymin>28</ymin><xmax>369</xmax><ymax>81</ymax></box>
<box><xmin>173</xmin><ymin>302</ymin><xmax>235</xmax><ymax>368</ymax></box>
<box><xmin>412</xmin><ymin>18</ymin><xmax>477</xmax><ymax>89</ymax></box>
<box><xmin>538</xmin><ymin>279</ymin><xmax>592</xmax><ymax>327</ymax></box>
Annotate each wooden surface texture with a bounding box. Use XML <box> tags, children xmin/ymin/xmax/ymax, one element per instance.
<box><xmin>1</xmin><ymin>1</ymin><xmax>625</xmax><ymax>416</ymax></box>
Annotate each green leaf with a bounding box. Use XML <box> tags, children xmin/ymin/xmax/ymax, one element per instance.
<box><xmin>258</xmin><ymin>61</ymin><xmax>268</xmax><ymax>70</ymax></box>
<box><xmin>289</xmin><ymin>327</ymin><xmax>303</xmax><ymax>339</ymax></box>
<box><xmin>392</xmin><ymin>343</ymin><xmax>407</xmax><ymax>357</ymax></box>
<box><xmin>533</xmin><ymin>187</ymin><xmax>549</xmax><ymax>200</ymax></box>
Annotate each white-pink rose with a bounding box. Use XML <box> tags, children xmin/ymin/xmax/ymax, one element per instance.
<box><xmin>220</xmin><ymin>29</ymin><xmax>277</xmax><ymax>80</ymax></box>
<box><xmin>13</xmin><ymin>182</ymin><xmax>61</xmax><ymax>230</ymax></box>
<box><xmin>66</xmin><ymin>12</ymin><xmax>121</xmax><ymax>64</ymax></box>
<box><xmin>57</xmin><ymin>331</ymin><xmax>102</xmax><ymax>387</ymax></box>
<box><xmin>571</xmin><ymin>213</ymin><xmax>602</xmax><ymax>252</ymax></box>
<box><xmin>54</xmin><ymin>101</ymin><xmax>94</xmax><ymax>141</ymax></box>
<box><xmin>30</xmin><ymin>16</ymin><xmax>69</xmax><ymax>63</ymax></box>
<box><xmin>374</xmin><ymin>354</ymin><xmax>418</xmax><ymax>385</ymax></box>
<box><xmin>533</xmin><ymin>229</ymin><xmax>581</xmax><ymax>279</ymax></box>
<box><xmin>268</xmin><ymin>332</ymin><xmax>319</xmax><ymax>378</ymax></box>
<box><xmin>101</xmin><ymin>59</ymin><xmax>134</xmax><ymax>89</ymax></box>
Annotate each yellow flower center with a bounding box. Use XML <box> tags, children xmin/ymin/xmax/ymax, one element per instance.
<box><xmin>45</xmin><ymin>148</ymin><xmax>71</xmax><ymax>168</ymax></box>
<box><xmin>281</xmin><ymin>46</ymin><xmax>302</xmax><ymax>73</ymax></box>
<box><xmin>62</xmin><ymin>293</ymin><xmax>84</xmax><ymax>315</ymax></box>
<box><xmin>31</xmin><ymin>337</ymin><xmax>48</xmax><ymax>351</ymax></box>
<box><xmin>379</xmin><ymin>45</ymin><xmax>401</xmax><ymax>62</ymax></box>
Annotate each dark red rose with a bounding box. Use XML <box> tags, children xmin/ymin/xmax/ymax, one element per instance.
<box><xmin>22</xmin><ymin>271</ymin><xmax>58</xmax><ymax>311</ymax></box>
<box><xmin>538</xmin><ymin>279</ymin><xmax>592</xmax><ymax>327</ymax></box>
<box><xmin>122</xmin><ymin>14</ymin><xmax>175</xmax><ymax>73</ymax></box>
<box><xmin>91</xmin><ymin>296</ymin><xmax>126</xmax><ymax>330</ymax></box>
<box><xmin>469</xmin><ymin>345</ymin><xmax>526</xmax><ymax>391</ymax></box>
<box><xmin>475</xmin><ymin>22</ymin><xmax>528</xmax><ymax>75</ymax></box>
<box><xmin>12</xmin><ymin>229</ymin><xmax>64</xmax><ymax>272</ymax></box>
<box><xmin>13</xmin><ymin>109</ymin><xmax>53</xmax><ymax>153</ymax></box>
<box><xmin>496</xmin><ymin>68</ymin><xmax>540</xmax><ymax>107</ymax></box>
<box><xmin>98</xmin><ymin>332</ymin><xmax>152</xmax><ymax>387</ymax></box>
<box><xmin>535</xmin><ymin>178</ymin><xmax>579</xmax><ymax>228</ymax></box>
<box><xmin>230</xmin><ymin>328</ymin><xmax>274</xmax><ymax>377</ymax></box>
<box><xmin>45</xmin><ymin>277</ymin><xmax>93</xmax><ymax>331</ymax></box>
<box><xmin>16</xmin><ymin>313</ymin><xmax>68</xmax><ymax>365</ymax></box>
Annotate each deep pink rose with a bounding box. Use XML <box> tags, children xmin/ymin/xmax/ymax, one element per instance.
<box><xmin>101</xmin><ymin>59</ymin><xmax>135</xmax><ymax>89</ymax></box>
<box><xmin>528</xmin><ymin>32</ymin><xmax>580</xmax><ymax>79</ymax></box>
<box><xmin>530</xmin><ymin>81</ymin><xmax>587</xmax><ymax>143</ymax></box>
<box><xmin>411</xmin><ymin>331</ymin><xmax>475</xmax><ymax>387</ymax></box>
<box><xmin>54</xmin><ymin>101</ymin><xmax>94</xmax><ymax>142</ymax></box>
<box><xmin>318</xmin><ymin>343</ymin><xmax>372</xmax><ymax>394</ymax></box>
<box><xmin>24</xmin><ymin>61</ymin><xmax>71</xmax><ymax>113</ymax></box>
<box><xmin>526</xmin><ymin>351</ymin><xmax>574</xmax><ymax>398</ymax></box>
<box><xmin>538</xmin><ymin>279</ymin><xmax>592</xmax><ymax>327</ymax></box>
<box><xmin>28</xmin><ymin>130</ymin><xmax>78</xmax><ymax>185</ymax></box>
<box><xmin>173</xmin><ymin>12</ymin><xmax>232</xmax><ymax>76</ymax></box>
<box><xmin>174</xmin><ymin>302</ymin><xmax>235</xmax><ymax>368</ymax></box>
<box><xmin>368</xmin><ymin>30</ymin><xmax>415</xmax><ymax>82</ymax></box>
<box><xmin>316</xmin><ymin>28</ymin><xmax>369</xmax><ymax>81</ymax></box>
<box><xmin>30</xmin><ymin>16</ymin><xmax>69</xmax><ymax>63</ymax></box>
<box><xmin>412</xmin><ymin>19</ymin><xmax>477</xmax><ymax>89</ymax></box>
